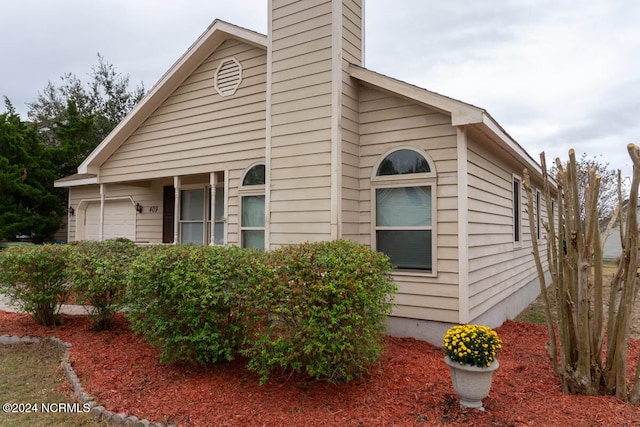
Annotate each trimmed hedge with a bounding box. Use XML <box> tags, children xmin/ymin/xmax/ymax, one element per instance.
<box><xmin>0</xmin><ymin>244</ymin><xmax>71</xmax><ymax>326</ymax></box>
<box><xmin>69</xmin><ymin>239</ymin><xmax>141</xmax><ymax>330</ymax></box>
<box><xmin>125</xmin><ymin>244</ymin><xmax>263</xmax><ymax>365</ymax></box>
<box><xmin>242</xmin><ymin>240</ymin><xmax>396</xmax><ymax>384</ymax></box>
<box><xmin>1</xmin><ymin>239</ymin><xmax>397</xmax><ymax>384</ymax></box>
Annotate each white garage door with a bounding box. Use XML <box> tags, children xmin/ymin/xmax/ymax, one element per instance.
<box><xmin>83</xmin><ymin>200</ymin><xmax>136</xmax><ymax>241</ymax></box>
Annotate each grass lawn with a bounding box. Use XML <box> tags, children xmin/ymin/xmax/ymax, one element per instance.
<box><xmin>514</xmin><ymin>261</ymin><xmax>640</xmax><ymax>336</ymax></box>
<box><xmin>0</xmin><ymin>340</ymin><xmax>107</xmax><ymax>427</ymax></box>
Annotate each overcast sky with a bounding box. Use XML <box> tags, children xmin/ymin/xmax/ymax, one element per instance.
<box><xmin>1</xmin><ymin>0</ymin><xmax>638</xmax><ymax>177</ymax></box>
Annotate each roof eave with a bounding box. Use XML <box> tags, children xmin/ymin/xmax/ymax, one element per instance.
<box><xmin>349</xmin><ymin>64</ymin><xmax>485</xmax><ymax>125</ymax></box>
<box><xmin>54</xmin><ymin>174</ymin><xmax>98</xmax><ymax>188</ymax></box>
<box><xmin>349</xmin><ymin>63</ymin><xmax>548</xmax><ymax>182</ymax></box>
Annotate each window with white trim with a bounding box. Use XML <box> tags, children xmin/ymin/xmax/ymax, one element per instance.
<box><xmin>179</xmin><ymin>183</ymin><xmax>226</xmax><ymax>245</ymax></box>
<box><xmin>536</xmin><ymin>189</ymin><xmax>541</xmax><ymax>240</ymax></box>
<box><xmin>372</xmin><ymin>149</ymin><xmax>436</xmax><ymax>272</ymax></box>
<box><xmin>513</xmin><ymin>176</ymin><xmax>522</xmax><ymax>243</ymax></box>
<box><xmin>240</xmin><ymin>164</ymin><xmax>265</xmax><ymax>249</ymax></box>
<box><xmin>180</xmin><ymin>188</ymin><xmax>206</xmax><ymax>244</ymax></box>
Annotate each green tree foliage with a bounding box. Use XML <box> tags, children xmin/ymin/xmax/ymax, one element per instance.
<box><xmin>28</xmin><ymin>53</ymin><xmax>145</xmax><ymax>149</ymax></box>
<box><xmin>0</xmin><ymin>56</ymin><xmax>144</xmax><ymax>240</ymax></box>
<box><xmin>0</xmin><ymin>100</ymin><xmax>63</xmax><ymax>242</ymax></box>
<box><xmin>47</xmin><ymin>100</ymin><xmax>94</xmax><ymax>181</ymax></box>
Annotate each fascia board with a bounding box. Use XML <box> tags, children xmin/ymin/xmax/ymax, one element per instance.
<box><xmin>54</xmin><ymin>176</ymin><xmax>98</xmax><ymax>188</ymax></box>
<box><xmin>349</xmin><ymin>64</ymin><xmax>485</xmax><ymax>124</ymax></box>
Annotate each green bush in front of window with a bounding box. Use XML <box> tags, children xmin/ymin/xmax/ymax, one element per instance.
<box><xmin>0</xmin><ymin>244</ymin><xmax>71</xmax><ymax>326</ymax></box>
<box><xmin>124</xmin><ymin>244</ymin><xmax>262</xmax><ymax>365</ymax></box>
<box><xmin>69</xmin><ymin>239</ymin><xmax>141</xmax><ymax>331</ymax></box>
<box><xmin>242</xmin><ymin>240</ymin><xmax>397</xmax><ymax>384</ymax></box>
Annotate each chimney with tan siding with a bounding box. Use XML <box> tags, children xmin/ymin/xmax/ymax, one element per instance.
<box><xmin>266</xmin><ymin>0</ymin><xmax>363</xmax><ymax>247</ymax></box>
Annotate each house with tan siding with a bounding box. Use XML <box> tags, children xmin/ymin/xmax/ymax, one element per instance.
<box><xmin>55</xmin><ymin>0</ymin><xmax>552</xmax><ymax>344</ymax></box>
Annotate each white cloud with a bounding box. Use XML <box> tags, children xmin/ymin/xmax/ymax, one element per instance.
<box><xmin>1</xmin><ymin>0</ymin><xmax>638</xmax><ymax>176</ymax></box>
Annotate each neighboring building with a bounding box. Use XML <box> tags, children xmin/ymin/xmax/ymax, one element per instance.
<box><xmin>602</xmin><ymin>203</ymin><xmax>639</xmax><ymax>262</ymax></box>
<box><xmin>55</xmin><ymin>0</ymin><xmax>552</xmax><ymax>344</ymax></box>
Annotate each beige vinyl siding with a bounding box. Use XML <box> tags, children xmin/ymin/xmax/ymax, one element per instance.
<box><xmin>341</xmin><ymin>0</ymin><xmax>362</xmax><ymax>65</ymax></box>
<box><xmin>358</xmin><ymin>86</ymin><xmax>459</xmax><ymax>322</ymax></box>
<box><xmin>466</xmin><ymin>136</ymin><xmax>549</xmax><ymax>320</ymax></box>
<box><xmin>269</xmin><ymin>0</ymin><xmax>336</xmax><ymax>245</ymax></box>
<box><xmin>340</xmin><ymin>0</ymin><xmax>362</xmax><ymax>240</ymax></box>
<box><xmin>99</xmin><ymin>39</ymin><xmax>266</xmax><ymax>183</ymax></box>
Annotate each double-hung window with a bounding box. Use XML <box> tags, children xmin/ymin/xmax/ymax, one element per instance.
<box><xmin>180</xmin><ymin>188</ymin><xmax>206</xmax><ymax>244</ymax></box>
<box><xmin>372</xmin><ymin>149</ymin><xmax>436</xmax><ymax>272</ymax></box>
<box><xmin>240</xmin><ymin>164</ymin><xmax>265</xmax><ymax>249</ymax></box>
<box><xmin>179</xmin><ymin>176</ymin><xmax>226</xmax><ymax>245</ymax></box>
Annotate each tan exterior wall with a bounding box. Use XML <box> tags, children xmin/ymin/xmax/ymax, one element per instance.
<box><xmin>269</xmin><ymin>0</ymin><xmax>335</xmax><ymax>246</ymax></box>
<box><xmin>466</xmin><ymin>135</ymin><xmax>549</xmax><ymax>321</ymax></box>
<box><xmin>358</xmin><ymin>86</ymin><xmax>460</xmax><ymax>323</ymax></box>
<box><xmin>340</xmin><ymin>0</ymin><xmax>363</xmax><ymax>241</ymax></box>
<box><xmin>99</xmin><ymin>39</ymin><xmax>266</xmax><ymax>183</ymax></box>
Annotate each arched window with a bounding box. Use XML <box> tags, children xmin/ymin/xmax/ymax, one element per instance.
<box><xmin>372</xmin><ymin>148</ymin><xmax>435</xmax><ymax>272</ymax></box>
<box><xmin>242</xmin><ymin>164</ymin><xmax>265</xmax><ymax>186</ymax></box>
<box><xmin>240</xmin><ymin>164</ymin><xmax>265</xmax><ymax>249</ymax></box>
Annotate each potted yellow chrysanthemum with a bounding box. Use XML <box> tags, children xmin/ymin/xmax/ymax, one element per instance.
<box><xmin>442</xmin><ymin>324</ymin><xmax>502</xmax><ymax>410</ymax></box>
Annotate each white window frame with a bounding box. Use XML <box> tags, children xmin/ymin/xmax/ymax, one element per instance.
<box><xmin>239</xmin><ymin>163</ymin><xmax>266</xmax><ymax>249</ymax></box>
<box><xmin>536</xmin><ymin>189</ymin><xmax>541</xmax><ymax>241</ymax></box>
<box><xmin>513</xmin><ymin>175</ymin><xmax>522</xmax><ymax>246</ymax></box>
<box><xmin>209</xmin><ymin>179</ymin><xmax>226</xmax><ymax>246</ymax></box>
<box><xmin>178</xmin><ymin>182</ymin><xmax>226</xmax><ymax>246</ymax></box>
<box><xmin>370</xmin><ymin>147</ymin><xmax>437</xmax><ymax>276</ymax></box>
<box><xmin>179</xmin><ymin>184</ymin><xmax>208</xmax><ymax>245</ymax></box>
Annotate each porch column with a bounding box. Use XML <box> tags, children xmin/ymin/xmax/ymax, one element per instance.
<box><xmin>99</xmin><ymin>184</ymin><xmax>105</xmax><ymax>241</ymax></box>
<box><xmin>209</xmin><ymin>172</ymin><xmax>217</xmax><ymax>245</ymax></box>
<box><xmin>173</xmin><ymin>176</ymin><xmax>180</xmax><ymax>244</ymax></box>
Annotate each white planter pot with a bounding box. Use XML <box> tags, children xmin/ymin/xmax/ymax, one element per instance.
<box><xmin>444</xmin><ymin>355</ymin><xmax>499</xmax><ymax>410</ymax></box>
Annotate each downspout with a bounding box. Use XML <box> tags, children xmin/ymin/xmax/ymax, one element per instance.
<box><xmin>456</xmin><ymin>127</ymin><xmax>470</xmax><ymax>323</ymax></box>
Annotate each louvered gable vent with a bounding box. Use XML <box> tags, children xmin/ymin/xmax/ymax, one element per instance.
<box><xmin>214</xmin><ymin>57</ymin><xmax>242</xmax><ymax>97</ymax></box>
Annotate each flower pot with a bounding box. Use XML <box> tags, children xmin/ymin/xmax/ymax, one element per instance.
<box><xmin>444</xmin><ymin>355</ymin><xmax>499</xmax><ymax>410</ymax></box>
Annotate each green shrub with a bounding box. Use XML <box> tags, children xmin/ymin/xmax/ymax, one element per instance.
<box><xmin>69</xmin><ymin>239</ymin><xmax>140</xmax><ymax>330</ymax></box>
<box><xmin>0</xmin><ymin>244</ymin><xmax>71</xmax><ymax>326</ymax></box>
<box><xmin>125</xmin><ymin>245</ymin><xmax>262</xmax><ymax>364</ymax></box>
<box><xmin>242</xmin><ymin>240</ymin><xmax>396</xmax><ymax>384</ymax></box>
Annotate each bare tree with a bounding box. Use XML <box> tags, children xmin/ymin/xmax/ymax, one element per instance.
<box><xmin>524</xmin><ymin>145</ymin><xmax>640</xmax><ymax>402</ymax></box>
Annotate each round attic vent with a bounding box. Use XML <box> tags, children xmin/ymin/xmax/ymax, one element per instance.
<box><xmin>214</xmin><ymin>57</ymin><xmax>242</xmax><ymax>97</ymax></box>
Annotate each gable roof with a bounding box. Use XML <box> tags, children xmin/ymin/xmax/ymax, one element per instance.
<box><xmin>75</xmin><ymin>20</ymin><xmax>267</xmax><ymax>177</ymax></box>
<box><xmin>349</xmin><ymin>64</ymin><xmax>544</xmax><ymax>179</ymax></box>
<box><xmin>58</xmin><ymin>19</ymin><xmax>545</xmax><ymax>186</ymax></box>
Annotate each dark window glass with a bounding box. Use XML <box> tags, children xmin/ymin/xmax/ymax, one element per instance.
<box><xmin>242</xmin><ymin>165</ymin><xmax>265</xmax><ymax>186</ymax></box>
<box><xmin>513</xmin><ymin>179</ymin><xmax>520</xmax><ymax>242</ymax></box>
<box><xmin>377</xmin><ymin>149</ymin><xmax>430</xmax><ymax>176</ymax></box>
<box><xmin>377</xmin><ymin>230</ymin><xmax>432</xmax><ymax>270</ymax></box>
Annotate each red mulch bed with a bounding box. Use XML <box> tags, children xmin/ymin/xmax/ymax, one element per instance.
<box><xmin>1</xmin><ymin>311</ymin><xmax>639</xmax><ymax>426</ymax></box>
